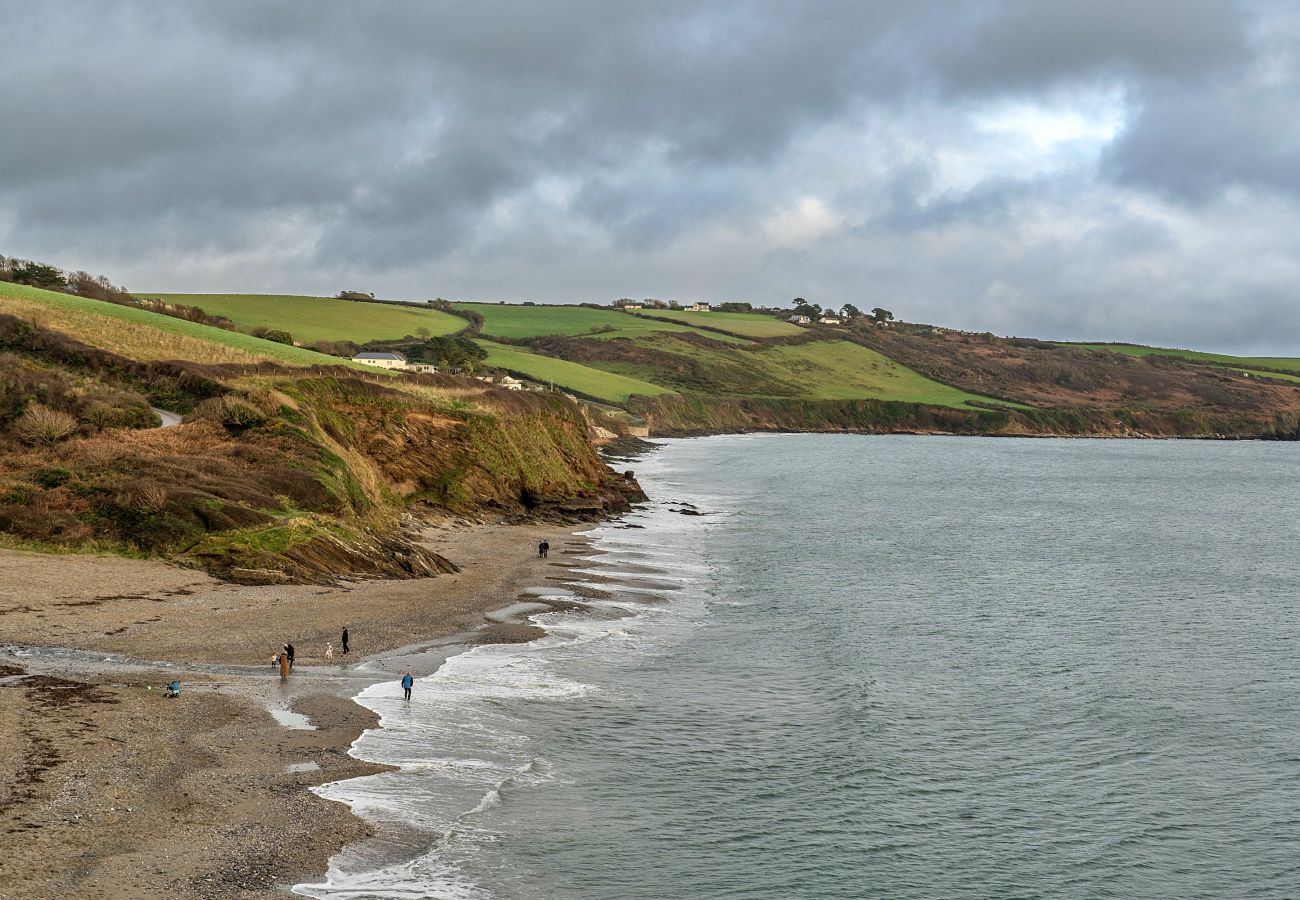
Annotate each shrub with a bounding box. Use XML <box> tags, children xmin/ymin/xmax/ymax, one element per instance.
<box><xmin>13</xmin><ymin>404</ymin><xmax>78</xmax><ymax>445</ymax></box>
<box><xmin>190</xmin><ymin>395</ymin><xmax>271</xmax><ymax>430</ymax></box>
<box><xmin>34</xmin><ymin>467</ymin><xmax>71</xmax><ymax>488</ymax></box>
<box><xmin>122</xmin><ymin>481</ymin><xmax>169</xmax><ymax>513</ymax></box>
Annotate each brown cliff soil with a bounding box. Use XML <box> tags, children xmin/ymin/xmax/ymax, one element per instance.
<box><xmin>0</xmin><ymin>315</ymin><xmax>643</xmax><ymax>583</ymax></box>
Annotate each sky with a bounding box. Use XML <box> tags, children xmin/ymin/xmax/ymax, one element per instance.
<box><xmin>2</xmin><ymin>0</ymin><xmax>1298</xmax><ymax>353</ymax></box>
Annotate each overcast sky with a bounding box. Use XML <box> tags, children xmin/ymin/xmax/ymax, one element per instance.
<box><xmin>2</xmin><ymin>1</ymin><xmax>1298</xmax><ymax>352</ymax></box>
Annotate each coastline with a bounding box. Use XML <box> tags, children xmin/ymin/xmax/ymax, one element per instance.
<box><xmin>0</xmin><ymin>519</ymin><xmax>596</xmax><ymax>897</ymax></box>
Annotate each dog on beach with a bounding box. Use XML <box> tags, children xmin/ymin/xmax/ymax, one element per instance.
<box><xmin>325</xmin><ymin>642</ymin><xmax>333</xmax><ymax>661</ymax></box>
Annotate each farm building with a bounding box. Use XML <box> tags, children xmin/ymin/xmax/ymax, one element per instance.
<box><xmin>352</xmin><ymin>351</ymin><xmax>408</xmax><ymax>370</ymax></box>
<box><xmin>788</xmin><ymin>314</ymin><xmax>812</xmax><ymax>325</ymax></box>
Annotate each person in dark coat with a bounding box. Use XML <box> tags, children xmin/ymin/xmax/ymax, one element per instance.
<box><xmin>401</xmin><ymin>672</ymin><xmax>414</xmax><ymax>701</ymax></box>
<box><xmin>538</xmin><ymin>540</ymin><xmax>549</xmax><ymax>558</ymax></box>
<box><xmin>342</xmin><ymin>627</ymin><xmax>350</xmax><ymax>655</ymax></box>
<box><xmin>286</xmin><ymin>643</ymin><xmax>295</xmax><ymax>668</ymax></box>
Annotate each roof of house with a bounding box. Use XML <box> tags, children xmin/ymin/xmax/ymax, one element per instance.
<box><xmin>352</xmin><ymin>351</ymin><xmax>406</xmax><ymax>361</ymax></box>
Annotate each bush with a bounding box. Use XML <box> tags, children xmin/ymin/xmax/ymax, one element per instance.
<box><xmin>251</xmin><ymin>326</ymin><xmax>294</xmax><ymax>345</ymax></box>
<box><xmin>34</xmin><ymin>467</ymin><xmax>71</xmax><ymax>488</ymax></box>
<box><xmin>13</xmin><ymin>404</ymin><xmax>78</xmax><ymax>445</ymax></box>
<box><xmin>190</xmin><ymin>395</ymin><xmax>271</xmax><ymax>430</ymax></box>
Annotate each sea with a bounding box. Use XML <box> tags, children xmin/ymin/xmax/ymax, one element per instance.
<box><xmin>296</xmin><ymin>434</ymin><xmax>1300</xmax><ymax>899</ymax></box>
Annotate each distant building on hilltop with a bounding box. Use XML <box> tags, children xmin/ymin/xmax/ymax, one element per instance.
<box><xmin>818</xmin><ymin>315</ymin><xmax>843</xmax><ymax>325</ymax></box>
<box><xmin>408</xmin><ymin>363</ymin><xmax>438</xmax><ymax>374</ymax></box>
<box><xmin>352</xmin><ymin>351</ymin><xmax>408</xmax><ymax>370</ymax></box>
<box><xmin>499</xmin><ymin>375</ymin><xmax>524</xmax><ymax>391</ymax></box>
<box><xmin>687</xmin><ymin>302</ymin><xmax>710</xmax><ymax>312</ymax></box>
<box><xmin>788</xmin><ymin>314</ymin><xmax>812</xmax><ymax>325</ymax></box>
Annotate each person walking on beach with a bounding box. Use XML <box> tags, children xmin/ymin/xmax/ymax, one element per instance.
<box><xmin>538</xmin><ymin>539</ymin><xmax>549</xmax><ymax>559</ymax></box>
<box><xmin>279</xmin><ymin>651</ymin><xmax>290</xmax><ymax>679</ymax></box>
<box><xmin>341</xmin><ymin>627</ymin><xmax>350</xmax><ymax>655</ymax></box>
<box><xmin>401</xmin><ymin>671</ymin><xmax>414</xmax><ymax>701</ymax></box>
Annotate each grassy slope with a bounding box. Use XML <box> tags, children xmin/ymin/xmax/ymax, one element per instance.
<box><xmin>1070</xmin><ymin>343</ymin><xmax>1300</xmax><ymax>376</ymax></box>
<box><xmin>630</xmin><ymin>308</ymin><xmax>804</xmax><ymax>337</ymax></box>
<box><xmin>0</xmin><ymin>283</ymin><xmax>368</xmax><ymax>368</ymax></box>
<box><xmin>587</xmin><ymin>335</ymin><xmax>1016</xmax><ymax>408</ymax></box>
<box><xmin>761</xmin><ymin>341</ymin><xmax>1023</xmax><ymax>407</ymax></box>
<box><xmin>477</xmin><ymin>340</ymin><xmax>674</xmax><ymax>403</ymax></box>
<box><xmin>148</xmin><ymin>293</ymin><xmax>464</xmax><ymax>343</ymax></box>
<box><xmin>454</xmin><ymin>302</ymin><xmax>749</xmax><ymax>342</ymax></box>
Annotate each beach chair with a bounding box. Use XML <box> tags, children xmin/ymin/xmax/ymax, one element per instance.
<box><xmin>165</xmin><ymin>679</ymin><xmax>181</xmax><ymax>699</ymax></box>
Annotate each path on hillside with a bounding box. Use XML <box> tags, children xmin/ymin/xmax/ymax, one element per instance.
<box><xmin>151</xmin><ymin>406</ymin><xmax>182</xmax><ymax>428</ymax></box>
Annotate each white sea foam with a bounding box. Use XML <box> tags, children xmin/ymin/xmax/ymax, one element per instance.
<box><xmin>295</xmin><ymin>445</ymin><xmax>725</xmax><ymax>899</ymax></box>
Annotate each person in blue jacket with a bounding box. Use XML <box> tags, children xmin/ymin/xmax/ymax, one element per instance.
<box><xmin>401</xmin><ymin>671</ymin><xmax>414</xmax><ymax>701</ymax></box>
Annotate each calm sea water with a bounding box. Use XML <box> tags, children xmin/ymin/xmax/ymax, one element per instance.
<box><xmin>299</xmin><ymin>435</ymin><xmax>1300</xmax><ymax>899</ymax></box>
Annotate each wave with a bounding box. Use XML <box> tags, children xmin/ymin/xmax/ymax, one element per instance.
<box><xmin>295</xmin><ymin>447</ymin><xmax>727</xmax><ymax>899</ymax></box>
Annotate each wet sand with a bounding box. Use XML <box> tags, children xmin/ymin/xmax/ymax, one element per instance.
<box><xmin>0</xmin><ymin>521</ymin><xmax>591</xmax><ymax>898</ymax></box>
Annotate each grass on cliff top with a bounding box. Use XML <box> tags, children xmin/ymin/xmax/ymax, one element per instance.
<box><xmin>146</xmin><ymin>293</ymin><xmax>465</xmax><ymax>344</ymax></box>
<box><xmin>476</xmin><ymin>340</ymin><xmax>675</xmax><ymax>403</ymax></box>
<box><xmin>0</xmin><ymin>282</ymin><xmax>367</xmax><ymax>368</ymax></box>
<box><xmin>1070</xmin><ymin>343</ymin><xmax>1300</xmax><ymax>376</ymax></box>
<box><xmin>454</xmin><ymin>302</ymin><xmax>747</xmax><ymax>342</ymax></box>
<box><xmin>629</xmin><ymin>308</ymin><xmax>804</xmax><ymax>338</ymax></box>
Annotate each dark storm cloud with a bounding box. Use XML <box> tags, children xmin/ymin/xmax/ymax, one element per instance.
<box><xmin>1</xmin><ymin>0</ymin><xmax>1298</xmax><ymax>351</ymax></box>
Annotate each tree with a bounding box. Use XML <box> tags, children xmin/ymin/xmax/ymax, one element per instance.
<box><xmin>10</xmin><ymin>261</ymin><xmax>67</xmax><ymax>289</ymax></box>
<box><xmin>792</xmin><ymin>298</ymin><xmax>821</xmax><ymax>318</ymax></box>
<box><xmin>870</xmin><ymin>307</ymin><xmax>894</xmax><ymax>322</ymax></box>
<box><xmin>415</xmin><ymin>326</ymin><xmax>431</xmax><ymax>339</ymax></box>
<box><xmin>840</xmin><ymin>303</ymin><xmax>863</xmax><ymax>319</ymax></box>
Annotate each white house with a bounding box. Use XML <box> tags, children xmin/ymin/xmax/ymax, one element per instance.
<box><xmin>352</xmin><ymin>351</ymin><xmax>408</xmax><ymax>370</ymax></box>
<box><xmin>499</xmin><ymin>375</ymin><xmax>525</xmax><ymax>391</ymax></box>
<box><xmin>408</xmin><ymin>363</ymin><xmax>439</xmax><ymax>374</ymax></box>
<box><xmin>788</xmin><ymin>314</ymin><xmax>812</xmax><ymax>325</ymax></box>
<box><xmin>818</xmin><ymin>315</ymin><xmax>843</xmax><ymax>325</ymax></box>
<box><xmin>687</xmin><ymin>302</ymin><xmax>710</xmax><ymax>312</ymax></box>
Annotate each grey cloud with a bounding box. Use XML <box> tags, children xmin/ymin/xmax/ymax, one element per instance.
<box><xmin>1103</xmin><ymin>82</ymin><xmax>1300</xmax><ymax>203</ymax></box>
<box><xmin>933</xmin><ymin>0</ymin><xmax>1248</xmax><ymax>93</ymax></box>
<box><xmin>1</xmin><ymin>0</ymin><xmax>1298</xmax><ymax>352</ymax></box>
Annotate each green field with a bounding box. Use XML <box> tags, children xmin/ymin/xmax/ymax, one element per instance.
<box><xmin>759</xmin><ymin>341</ymin><xmax>1022</xmax><ymax>407</ymax></box>
<box><xmin>476</xmin><ymin>340</ymin><xmax>674</xmax><ymax>403</ymax></box>
<box><xmin>598</xmin><ymin>336</ymin><xmax>1016</xmax><ymax>408</ymax></box>
<box><xmin>629</xmin><ymin>308</ymin><xmax>803</xmax><ymax>338</ymax></box>
<box><xmin>455</xmin><ymin>302</ymin><xmax>743</xmax><ymax>342</ymax></box>
<box><xmin>0</xmin><ymin>283</ymin><xmax>368</xmax><ymax>368</ymax></box>
<box><xmin>1071</xmin><ymin>343</ymin><xmax>1300</xmax><ymax>376</ymax></box>
<box><xmin>148</xmin><ymin>294</ymin><xmax>465</xmax><ymax>343</ymax></box>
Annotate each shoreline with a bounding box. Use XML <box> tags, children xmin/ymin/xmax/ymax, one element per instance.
<box><xmin>0</xmin><ymin>519</ymin><xmax>600</xmax><ymax>897</ymax></box>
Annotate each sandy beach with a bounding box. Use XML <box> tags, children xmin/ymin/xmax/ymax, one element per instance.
<box><xmin>0</xmin><ymin>520</ymin><xmax>592</xmax><ymax>898</ymax></box>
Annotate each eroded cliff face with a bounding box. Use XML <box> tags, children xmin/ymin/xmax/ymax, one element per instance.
<box><xmin>0</xmin><ymin>321</ymin><xmax>644</xmax><ymax>583</ymax></box>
